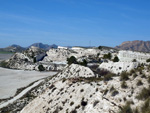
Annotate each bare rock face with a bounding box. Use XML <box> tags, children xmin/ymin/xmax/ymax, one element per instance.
<box><xmin>116</xmin><ymin>40</ymin><xmax>150</xmax><ymax>52</ymax></box>
<box><xmin>23</xmin><ymin>46</ymin><xmax>46</xmax><ymax>58</ymax></box>
<box><xmin>43</xmin><ymin>48</ymin><xmax>73</xmax><ymax>62</ymax></box>
<box><xmin>6</xmin><ymin>53</ymin><xmax>35</xmax><ymax>70</ymax></box>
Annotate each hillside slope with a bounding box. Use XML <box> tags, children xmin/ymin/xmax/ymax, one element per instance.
<box><xmin>116</xmin><ymin>40</ymin><xmax>150</xmax><ymax>52</ymax></box>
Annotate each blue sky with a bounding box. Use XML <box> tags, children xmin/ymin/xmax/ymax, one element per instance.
<box><xmin>0</xmin><ymin>0</ymin><xmax>150</xmax><ymax>47</ymax></box>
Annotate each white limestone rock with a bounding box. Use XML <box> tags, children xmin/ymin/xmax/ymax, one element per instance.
<box><xmin>99</xmin><ymin>62</ymin><xmax>139</xmax><ymax>74</ymax></box>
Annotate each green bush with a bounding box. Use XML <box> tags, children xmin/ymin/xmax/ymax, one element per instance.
<box><xmin>136</xmin><ymin>87</ymin><xmax>150</xmax><ymax>100</ymax></box>
<box><xmin>103</xmin><ymin>73</ymin><xmax>115</xmax><ymax>81</ymax></box>
<box><xmin>146</xmin><ymin>58</ymin><xmax>150</xmax><ymax>62</ymax></box>
<box><xmin>38</xmin><ymin>64</ymin><xmax>45</xmax><ymax>71</ymax></box>
<box><xmin>148</xmin><ymin>76</ymin><xmax>150</xmax><ymax>83</ymax></box>
<box><xmin>132</xmin><ymin>59</ymin><xmax>137</xmax><ymax>62</ymax></box>
<box><xmin>118</xmin><ymin>102</ymin><xmax>133</xmax><ymax>113</ymax></box>
<box><xmin>103</xmin><ymin>53</ymin><xmax>112</xmax><ymax>60</ymax></box>
<box><xmin>137</xmin><ymin>80</ymin><xmax>143</xmax><ymax>86</ymax></box>
<box><xmin>141</xmin><ymin>98</ymin><xmax>150</xmax><ymax>113</ymax></box>
<box><xmin>67</xmin><ymin>56</ymin><xmax>77</xmax><ymax>65</ymax></box>
<box><xmin>79</xmin><ymin>59</ymin><xmax>87</xmax><ymax>66</ymax></box>
<box><xmin>33</xmin><ymin>57</ymin><xmax>36</xmax><ymax>63</ymax></box>
<box><xmin>120</xmin><ymin>71</ymin><xmax>129</xmax><ymax>81</ymax></box>
<box><xmin>133</xmin><ymin>74</ymin><xmax>138</xmax><ymax>79</ymax></box>
<box><xmin>0</xmin><ymin>61</ymin><xmax>8</xmax><ymax>68</ymax></box>
<box><xmin>113</xmin><ymin>56</ymin><xmax>119</xmax><ymax>62</ymax></box>
<box><xmin>121</xmin><ymin>81</ymin><xmax>128</xmax><ymax>89</ymax></box>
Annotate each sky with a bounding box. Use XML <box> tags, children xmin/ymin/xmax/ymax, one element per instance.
<box><xmin>0</xmin><ymin>0</ymin><xmax>150</xmax><ymax>48</ymax></box>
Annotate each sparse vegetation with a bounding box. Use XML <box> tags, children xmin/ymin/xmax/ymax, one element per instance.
<box><xmin>141</xmin><ymin>98</ymin><xmax>150</xmax><ymax>113</ymax></box>
<box><xmin>93</xmin><ymin>100</ymin><xmax>99</xmax><ymax>107</ymax></box>
<box><xmin>121</xmin><ymin>81</ymin><xmax>128</xmax><ymax>89</ymax></box>
<box><xmin>118</xmin><ymin>102</ymin><xmax>133</xmax><ymax>113</ymax></box>
<box><xmin>148</xmin><ymin>76</ymin><xmax>150</xmax><ymax>83</ymax></box>
<box><xmin>136</xmin><ymin>87</ymin><xmax>150</xmax><ymax>100</ymax></box>
<box><xmin>67</xmin><ymin>56</ymin><xmax>77</xmax><ymax>65</ymax></box>
<box><xmin>110</xmin><ymin>86</ymin><xmax>119</xmax><ymax>96</ymax></box>
<box><xmin>38</xmin><ymin>64</ymin><xmax>45</xmax><ymax>71</ymax></box>
<box><xmin>132</xmin><ymin>59</ymin><xmax>137</xmax><ymax>62</ymax></box>
<box><xmin>79</xmin><ymin>59</ymin><xmax>87</xmax><ymax>66</ymax></box>
<box><xmin>70</xmin><ymin>101</ymin><xmax>74</xmax><ymax>106</ymax></box>
<box><xmin>103</xmin><ymin>53</ymin><xmax>112</xmax><ymax>60</ymax></box>
<box><xmin>113</xmin><ymin>56</ymin><xmax>119</xmax><ymax>62</ymax></box>
<box><xmin>137</xmin><ymin>80</ymin><xmax>143</xmax><ymax>86</ymax></box>
<box><xmin>146</xmin><ymin>58</ymin><xmax>150</xmax><ymax>62</ymax></box>
<box><xmin>120</xmin><ymin>71</ymin><xmax>129</xmax><ymax>81</ymax></box>
<box><xmin>0</xmin><ymin>61</ymin><xmax>8</xmax><ymax>68</ymax></box>
<box><xmin>67</xmin><ymin>56</ymin><xmax>87</xmax><ymax>66</ymax></box>
<box><xmin>103</xmin><ymin>73</ymin><xmax>115</xmax><ymax>81</ymax></box>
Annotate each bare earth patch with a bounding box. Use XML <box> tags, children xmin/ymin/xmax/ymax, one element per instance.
<box><xmin>0</xmin><ymin>67</ymin><xmax>57</xmax><ymax>99</ymax></box>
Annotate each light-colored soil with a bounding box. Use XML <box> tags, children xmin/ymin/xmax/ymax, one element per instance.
<box><xmin>0</xmin><ymin>67</ymin><xmax>57</xmax><ymax>99</ymax></box>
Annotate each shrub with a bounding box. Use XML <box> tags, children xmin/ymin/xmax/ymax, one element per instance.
<box><xmin>121</xmin><ymin>81</ymin><xmax>128</xmax><ymax>89</ymax></box>
<box><xmin>103</xmin><ymin>73</ymin><xmax>115</xmax><ymax>81</ymax></box>
<box><xmin>67</xmin><ymin>56</ymin><xmax>77</xmax><ymax>65</ymax></box>
<box><xmin>141</xmin><ymin>74</ymin><xmax>146</xmax><ymax>78</ymax></box>
<box><xmin>113</xmin><ymin>56</ymin><xmax>119</xmax><ymax>62</ymax></box>
<box><xmin>33</xmin><ymin>57</ymin><xmax>36</xmax><ymax>63</ymax></box>
<box><xmin>137</xmin><ymin>80</ymin><xmax>143</xmax><ymax>86</ymax></box>
<box><xmin>110</xmin><ymin>86</ymin><xmax>115</xmax><ymax>92</ymax></box>
<box><xmin>136</xmin><ymin>87</ymin><xmax>150</xmax><ymax>100</ymax></box>
<box><xmin>79</xmin><ymin>59</ymin><xmax>87</xmax><ymax>66</ymax></box>
<box><xmin>0</xmin><ymin>61</ymin><xmax>8</xmax><ymax>68</ymax></box>
<box><xmin>148</xmin><ymin>76</ymin><xmax>150</xmax><ymax>83</ymax></box>
<box><xmin>24</xmin><ymin>58</ymin><xmax>28</xmax><ymax>62</ymax></box>
<box><xmin>146</xmin><ymin>58</ymin><xmax>150</xmax><ymax>62</ymax></box>
<box><xmin>111</xmin><ymin>90</ymin><xmax>119</xmax><ymax>96</ymax></box>
<box><xmin>132</xmin><ymin>59</ymin><xmax>137</xmax><ymax>62</ymax></box>
<box><xmin>93</xmin><ymin>100</ymin><xmax>99</xmax><ymax>107</ymax></box>
<box><xmin>118</xmin><ymin>102</ymin><xmax>133</xmax><ymax>113</ymax></box>
<box><xmin>133</xmin><ymin>74</ymin><xmax>138</xmax><ymax>79</ymax></box>
<box><xmin>103</xmin><ymin>53</ymin><xmax>112</xmax><ymax>60</ymax></box>
<box><xmin>98</xmin><ymin>46</ymin><xmax>102</xmax><ymax>50</ymax></box>
<box><xmin>120</xmin><ymin>71</ymin><xmax>129</xmax><ymax>81</ymax></box>
<box><xmin>130</xmin><ymin>69</ymin><xmax>135</xmax><ymax>74</ymax></box>
<box><xmin>141</xmin><ymin>98</ymin><xmax>150</xmax><ymax>113</ymax></box>
<box><xmin>38</xmin><ymin>64</ymin><xmax>45</xmax><ymax>71</ymax></box>
<box><xmin>70</xmin><ymin>101</ymin><xmax>74</xmax><ymax>106</ymax></box>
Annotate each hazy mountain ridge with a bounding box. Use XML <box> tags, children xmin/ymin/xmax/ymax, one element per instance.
<box><xmin>116</xmin><ymin>40</ymin><xmax>150</xmax><ymax>52</ymax></box>
<box><xmin>29</xmin><ymin>43</ymin><xmax>58</xmax><ymax>50</ymax></box>
<box><xmin>0</xmin><ymin>43</ymin><xmax>58</xmax><ymax>52</ymax></box>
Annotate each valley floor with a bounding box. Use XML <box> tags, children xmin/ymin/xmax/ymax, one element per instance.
<box><xmin>0</xmin><ymin>67</ymin><xmax>57</xmax><ymax>99</ymax></box>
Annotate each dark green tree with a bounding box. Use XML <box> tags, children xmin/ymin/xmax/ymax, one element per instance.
<box><xmin>67</xmin><ymin>56</ymin><xmax>77</xmax><ymax>65</ymax></box>
<box><xmin>146</xmin><ymin>58</ymin><xmax>150</xmax><ymax>62</ymax></box>
<box><xmin>103</xmin><ymin>53</ymin><xmax>112</xmax><ymax>60</ymax></box>
<box><xmin>38</xmin><ymin>64</ymin><xmax>45</xmax><ymax>71</ymax></box>
<box><xmin>113</xmin><ymin>56</ymin><xmax>119</xmax><ymax>62</ymax></box>
<box><xmin>80</xmin><ymin>59</ymin><xmax>87</xmax><ymax>66</ymax></box>
<box><xmin>132</xmin><ymin>59</ymin><xmax>137</xmax><ymax>62</ymax></box>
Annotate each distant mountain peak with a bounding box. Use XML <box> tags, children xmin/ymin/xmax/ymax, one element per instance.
<box><xmin>116</xmin><ymin>40</ymin><xmax>150</xmax><ymax>52</ymax></box>
<box><xmin>29</xmin><ymin>43</ymin><xmax>58</xmax><ymax>50</ymax></box>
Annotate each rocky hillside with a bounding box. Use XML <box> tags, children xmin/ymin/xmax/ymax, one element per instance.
<box><xmin>0</xmin><ymin>44</ymin><xmax>25</xmax><ymax>52</ymax></box>
<box><xmin>19</xmin><ymin>64</ymin><xmax>150</xmax><ymax>113</ymax></box>
<box><xmin>29</xmin><ymin>43</ymin><xmax>58</xmax><ymax>50</ymax></box>
<box><xmin>116</xmin><ymin>40</ymin><xmax>150</xmax><ymax>52</ymax></box>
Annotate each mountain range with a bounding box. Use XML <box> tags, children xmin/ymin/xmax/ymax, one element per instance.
<box><xmin>0</xmin><ymin>43</ymin><xmax>58</xmax><ymax>52</ymax></box>
<box><xmin>116</xmin><ymin>40</ymin><xmax>150</xmax><ymax>52</ymax></box>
